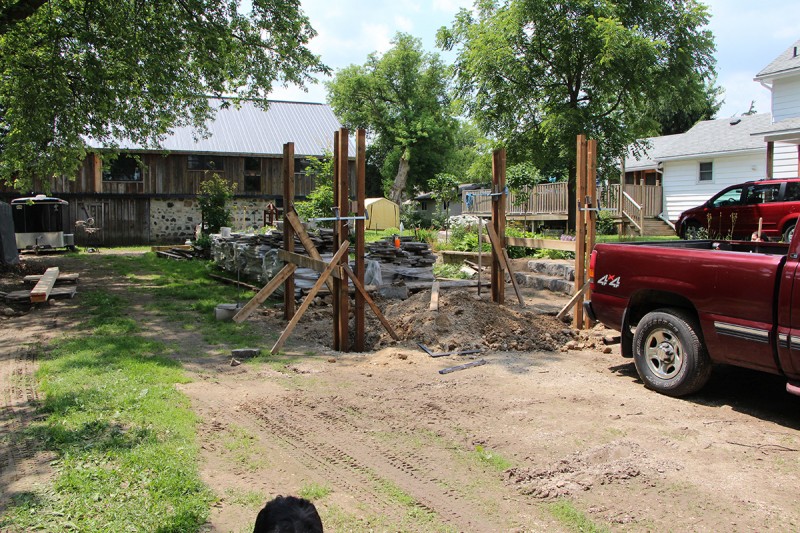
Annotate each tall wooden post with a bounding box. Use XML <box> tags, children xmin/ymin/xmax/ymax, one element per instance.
<box><xmin>332</xmin><ymin>132</ymin><xmax>341</xmax><ymax>349</ymax></box>
<box><xmin>491</xmin><ymin>149</ymin><xmax>507</xmax><ymax>304</ymax></box>
<box><xmin>766</xmin><ymin>141</ymin><xmax>774</xmax><ymax>178</ymax></box>
<box><xmin>354</xmin><ymin>129</ymin><xmax>367</xmax><ymax>351</ymax></box>
<box><xmin>573</xmin><ymin>135</ymin><xmax>588</xmax><ymax>329</ymax></box>
<box><xmin>584</xmin><ymin>139</ymin><xmax>598</xmax><ymax>329</ymax></box>
<box><xmin>335</xmin><ymin>128</ymin><xmax>350</xmax><ymax>351</ymax></box>
<box><xmin>282</xmin><ymin>142</ymin><xmax>295</xmax><ymax>320</ymax></box>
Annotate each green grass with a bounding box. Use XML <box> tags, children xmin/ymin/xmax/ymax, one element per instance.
<box><xmin>298</xmin><ymin>483</ymin><xmax>332</xmax><ymax>501</ymax></box>
<box><xmin>472</xmin><ymin>445</ymin><xmax>513</xmax><ymax>471</ymax></box>
<box><xmin>224</xmin><ymin>487</ymin><xmax>266</xmax><ymax>509</ymax></box>
<box><xmin>1</xmin><ymin>289</ymin><xmax>213</xmax><ymax>532</ymax></box>
<box><xmin>99</xmin><ymin>252</ymin><xmax>267</xmax><ymax>347</ymax></box>
<box><xmin>218</xmin><ymin>424</ymin><xmax>268</xmax><ymax>472</ymax></box>
<box><xmin>548</xmin><ymin>499</ymin><xmax>610</xmax><ymax>533</ymax></box>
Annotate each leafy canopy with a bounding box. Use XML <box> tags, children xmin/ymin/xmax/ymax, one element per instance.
<box><xmin>326</xmin><ymin>32</ymin><xmax>456</xmax><ymax>202</ymax></box>
<box><xmin>438</xmin><ymin>0</ymin><xmax>718</xmax><ymax>182</ymax></box>
<box><xmin>0</xmin><ymin>0</ymin><xmax>328</xmax><ymax>191</ymax></box>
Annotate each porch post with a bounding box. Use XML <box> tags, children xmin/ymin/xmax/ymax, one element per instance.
<box><xmin>766</xmin><ymin>141</ymin><xmax>774</xmax><ymax>178</ymax></box>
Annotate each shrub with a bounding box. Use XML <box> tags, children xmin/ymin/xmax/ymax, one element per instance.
<box><xmin>198</xmin><ymin>173</ymin><xmax>235</xmax><ymax>235</ymax></box>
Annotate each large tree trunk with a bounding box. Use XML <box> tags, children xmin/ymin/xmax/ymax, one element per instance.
<box><xmin>388</xmin><ymin>156</ymin><xmax>410</xmax><ymax>205</ymax></box>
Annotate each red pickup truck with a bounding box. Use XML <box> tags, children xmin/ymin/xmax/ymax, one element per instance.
<box><xmin>584</xmin><ymin>235</ymin><xmax>800</xmax><ymax>397</ymax></box>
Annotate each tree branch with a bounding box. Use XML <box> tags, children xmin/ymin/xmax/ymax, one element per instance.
<box><xmin>0</xmin><ymin>0</ymin><xmax>48</xmax><ymax>35</ymax></box>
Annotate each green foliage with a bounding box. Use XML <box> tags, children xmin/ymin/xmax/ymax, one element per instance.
<box><xmin>534</xmin><ymin>248</ymin><xmax>575</xmax><ymax>260</ymax></box>
<box><xmin>197</xmin><ymin>173</ymin><xmax>235</xmax><ymax>235</ymax></box>
<box><xmin>595</xmin><ymin>210</ymin><xmax>618</xmax><ymax>236</ymax></box>
<box><xmin>327</xmin><ymin>33</ymin><xmax>456</xmax><ymax>202</ymax></box>
<box><xmin>434</xmin><ymin>263</ymin><xmax>472</xmax><ymax>280</ymax></box>
<box><xmin>400</xmin><ymin>202</ymin><xmax>425</xmax><ymax>229</ymax></box>
<box><xmin>428</xmin><ymin>172</ymin><xmax>461</xmax><ymax>208</ymax></box>
<box><xmin>438</xmin><ymin>0</ymin><xmax>718</xmax><ymax>186</ymax></box>
<box><xmin>295</xmin><ymin>154</ymin><xmax>336</xmax><ymax>226</ymax></box>
<box><xmin>473</xmin><ymin>445</ymin><xmax>513</xmax><ymax>471</ymax></box>
<box><xmin>0</xmin><ymin>0</ymin><xmax>328</xmax><ymax>191</ymax></box>
<box><xmin>548</xmin><ymin>499</ymin><xmax>611</xmax><ymax>532</ymax></box>
<box><xmin>298</xmin><ymin>483</ymin><xmax>333</xmax><ymax>501</ymax></box>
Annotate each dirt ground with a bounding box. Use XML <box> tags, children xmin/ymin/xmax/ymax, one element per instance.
<box><xmin>2</xmin><ymin>252</ymin><xmax>800</xmax><ymax>532</ymax></box>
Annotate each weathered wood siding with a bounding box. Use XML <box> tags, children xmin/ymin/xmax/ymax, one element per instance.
<box><xmin>66</xmin><ymin>196</ymin><xmax>151</xmax><ymax>246</ymax></box>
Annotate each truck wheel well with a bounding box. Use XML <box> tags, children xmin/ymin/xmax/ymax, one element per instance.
<box><xmin>626</xmin><ymin>290</ymin><xmax>700</xmax><ymax>330</ymax></box>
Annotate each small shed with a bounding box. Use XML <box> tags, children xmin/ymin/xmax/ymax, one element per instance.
<box><xmin>365</xmin><ymin>198</ymin><xmax>399</xmax><ymax>230</ymax></box>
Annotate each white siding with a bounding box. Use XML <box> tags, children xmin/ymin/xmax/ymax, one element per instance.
<box><xmin>774</xmin><ymin>142</ymin><xmax>799</xmax><ymax>178</ymax></box>
<box><xmin>772</xmin><ymin>77</ymin><xmax>800</xmax><ymax>121</ymax></box>
<box><xmin>663</xmin><ymin>153</ymin><xmax>766</xmax><ymax>221</ymax></box>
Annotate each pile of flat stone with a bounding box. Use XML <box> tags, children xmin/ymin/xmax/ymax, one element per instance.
<box><xmin>366</xmin><ymin>237</ymin><xmax>436</xmax><ymax>283</ymax></box>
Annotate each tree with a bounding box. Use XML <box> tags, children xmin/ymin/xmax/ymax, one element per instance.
<box><xmin>198</xmin><ymin>173</ymin><xmax>235</xmax><ymax>236</ymax></box>
<box><xmin>294</xmin><ymin>154</ymin><xmax>335</xmax><ymax>227</ymax></box>
<box><xmin>326</xmin><ymin>33</ymin><xmax>456</xmax><ymax>204</ymax></box>
<box><xmin>428</xmin><ymin>172</ymin><xmax>460</xmax><ymax>212</ymax></box>
<box><xmin>0</xmin><ymin>0</ymin><xmax>328</xmax><ymax>191</ymax></box>
<box><xmin>438</xmin><ymin>0</ymin><xmax>717</xmax><ymax>227</ymax></box>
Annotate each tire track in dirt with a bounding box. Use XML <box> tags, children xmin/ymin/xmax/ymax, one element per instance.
<box><xmin>240</xmin><ymin>390</ymin><xmax>528</xmax><ymax>531</ymax></box>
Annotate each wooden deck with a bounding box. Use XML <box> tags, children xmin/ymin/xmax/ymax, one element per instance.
<box><xmin>463</xmin><ymin>183</ymin><xmax>668</xmax><ymax>236</ymax></box>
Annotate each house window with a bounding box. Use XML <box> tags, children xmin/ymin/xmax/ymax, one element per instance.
<box><xmin>294</xmin><ymin>159</ymin><xmax>310</xmax><ymax>181</ymax></box>
<box><xmin>244</xmin><ymin>157</ymin><xmax>261</xmax><ymax>193</ymax></box>
<box><xmin>188</xmin><ymin>155</ymin><xmax>225</xmax><ymax>171</ymax></box>
<box><xmin>103</xmin><ymin>155</ymin><xmax>142</xmax><ymax>181</ymax></box>
<box><xmin>699</xmin><ymin>162</ymin><xmax>713</xmax><ymax>182</ymax></box>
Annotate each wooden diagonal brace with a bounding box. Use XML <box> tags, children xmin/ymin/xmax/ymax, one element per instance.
<box><xmin>341</xmin><ymin>264</ymin><xmax>399</xmax><ymax>340</ymax></box>
<box><xmin>485</xmin><ymin>223</ymin><xmax>524</xmax><ymax>306</ymax></box>
<box><xmin>233</xmin><ymin>264</ymin><xmax>297</xmax><ymax>323</ymax></box>
<box><xmin>271</xmin><ymin>241</ymin><xmax>351</xmax><ymax>354</ymax></box>
<box><xmin>284</xmin><ymin>209</ymin><xmax>336</xmax><ymax>293</ymax></box>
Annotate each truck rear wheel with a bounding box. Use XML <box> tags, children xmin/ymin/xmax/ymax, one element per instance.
<box><xmin>632</xmin><ymin>309</ymin><xmax>711</xmax><ymax>397</ymax></box>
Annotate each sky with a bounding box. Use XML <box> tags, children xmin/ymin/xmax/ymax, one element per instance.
<box><xmin>267</xmin><ymin>0</ymin><xmax>800</xmax><ymax>120</ymax></box>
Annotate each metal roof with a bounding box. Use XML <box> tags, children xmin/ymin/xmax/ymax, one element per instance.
<box><xmin>755</xmin><ymin>39</ymin><xmax>800</xmax><ymax>81</ymax></box>
<box><xmin>87</xmin><ymin>99</ymin><xmax>354</xmax><ymax>157</ymax></box>
<box><xmin>624</xmin><ymin>114</ymin><xmax>771</xmax><ymax>169</ymax></box>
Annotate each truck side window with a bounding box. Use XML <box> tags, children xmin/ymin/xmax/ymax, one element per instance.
<box><xmin>711</xmin><ymin>187</ymin><xmax>744</xmax><ymax>208</ymax></box>
<box><xmin>785</xmin><ymin>182</ymin><xmax>800</xmax><ymax>201</ymax></box>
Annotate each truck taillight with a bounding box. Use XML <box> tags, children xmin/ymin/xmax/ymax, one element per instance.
<box><xmin>589</xmin><ymin>250</ymin><xmax>597</xmax><ymax>291</ymax></box>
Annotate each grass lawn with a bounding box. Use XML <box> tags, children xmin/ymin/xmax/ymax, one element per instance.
<box><xmin>1</xmin><ymin>253</ymin><xmax>268</xmax><ymax>532</ymax></box>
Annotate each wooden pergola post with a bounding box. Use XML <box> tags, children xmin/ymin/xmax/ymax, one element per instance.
<box><xmin>354</xmin><ymin>129</ymin><xmax>367</xmax><ymax>351</ymax></box>
<box><xmin>282</xmin><ymin>142</ymin><xmax>295</xmax><ymax>320</ymax></box>
<box><xmin>584</xmin><ymin>139</ymin><xmax>598</xmax><ymax>329</ymax></box>
<box><xmin>491</xmin><ymin>148</ymin><xmax>507</xmax><ymax>305</ymax></box>
<box><xmin>573</xmin><ymin>135</ymin><xmax>588</xmax><ymax>329</ymax></box>
<box><xmin>333</xmin><ymin>128</ymin><xmax>350</xmax><ymax>351</ymax></box>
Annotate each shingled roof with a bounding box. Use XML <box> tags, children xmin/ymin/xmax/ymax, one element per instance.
<box><xmin>754</xmin><ymin>39</ymin><xmax>800</xmax><ymax>81</ymax></box>
<box><xmin>624</xmin><ymin>114</ymin><xmax>771</xmax><ymax>170</ymax></box>
<box><xmin>87</xmin><ymin>99</ymin><xmax>354</xmax><ymax>157</ymax></box>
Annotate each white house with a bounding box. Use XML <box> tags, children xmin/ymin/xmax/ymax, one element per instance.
<box><xmin>752</xmin><ymin>38</ymin><xmax>800</xmax><ymax>178</ymax></box>
<box><xmin>625</xmin><ymin>39</ymin><xmax>800</xmax><ymax>222</ymax></box>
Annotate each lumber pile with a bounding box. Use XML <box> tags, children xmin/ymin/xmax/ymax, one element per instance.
<box><xmin>4</xmin><ymin>267</ymin><xmax>79</xmax><ymax>303</ymax></box>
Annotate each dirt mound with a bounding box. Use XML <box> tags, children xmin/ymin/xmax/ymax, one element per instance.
<box><xmin>377</xmin><ymin>289</ymin><xmax>573</xmax><ymax>352</ymax></box>
<box><xmin>505</xmin><ymin>440</ymin><xmax>653</xmax><ymax>499</ymax></box>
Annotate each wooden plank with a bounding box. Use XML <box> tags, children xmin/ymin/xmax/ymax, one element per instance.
<box><xmin>335</xmin><ymin>127</ymin><xmax>350</xmax><ymax>351</ymax></box>
<box><xmin>574</xmin><ymin>135</ymin><xmax>588</xmax><ymax>329</ymax></box>
<box><xmin>30</xmin><ymin>267</ymin><xmax>59</xmax><ymax>303</ymax></box>
<box><xmin>342</xmin><ymin>265</ymin><xmax>399</xmax><ymax>341</ymax></box>
<box><xmin>277</xmin><ymin>250</ymin><xmax>344</xmax><ymax>279</ymax></box>
<box><xmin>502</xmin><ymin>248</ymin><xmax>525</xmax><ymax>307</ymax></box>
<box><xmin>207</xmin><ymin>274</ymin><xmax>260</xmax><ymax>292</ymax></box>
<box><xmin>23</xmin><ymin>273</ymin><xmax>80</xmax><ymax>284</ymax></box>
<box><xmin>50</xmin><ymin>286</ymin><xmax>77</xmax><ymax>299</ymax></box>
<box><xmin>585</xmin><ymin>139</ymin><xmax>598</xmax><ymax>329</ymax></box>
<box><xmin>150</xmin><ymin>245</ymin><xmax>192</xmax><ymax>252</ymax></box>
<box><xmin>557</xmin><ymin>282</ymin><xmax>589</xmax><ymax>320</ymax></box>
<box><xmin>429</xmin><ymin>281</ymin><xmax>440</xmax><ymax>311</ymax></box>
<box><xmin>505</xmin><ymin>237</ymin><xmax>576</xmax><ymax>252</ymax></box>
<box><xmin>156</xmin><ymin>250</ymin><xmax>185</xmax><ymax>260</ymax></box>
<box><xmin>232</xmin><ymin>264</ymin><xmax>297</xmax><ymax>323</ymax></box>
<box><xmin>272</xmin><ymin>241</ymin><xmax>351</xmax><ymax>354</ymax></box>
<box><xmin>284</xmin><ymin>210</ymin><xmax>335</xmax><ymax>292</ymax></box>
<box><xmin>491</xmin><ymin>149</ymin><xmax>506</xmax><ymax>304</ymax></box>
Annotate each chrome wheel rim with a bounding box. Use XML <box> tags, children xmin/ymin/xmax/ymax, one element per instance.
<box><xmin>643</xmin><ymin>328</ymin><xmax>684</xmax><ymax>379</ymax></box>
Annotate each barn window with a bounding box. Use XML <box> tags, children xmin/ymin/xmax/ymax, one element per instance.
<box><xmin>244</xmin><ymin>157</ymin><xmax>261</xmax><ymax>193</ymax></box>
<box><xmin>103</xmin><ymin>155</ymin><xmax>143</xmax><ymax>181</ymax></box>
<box><xmin>188</xmin><ymin>155</ymin><xmax>225</xmax><ymax>171</ymax></box>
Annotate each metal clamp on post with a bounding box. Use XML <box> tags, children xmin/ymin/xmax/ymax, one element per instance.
<box><xmin>309</xmin><ymin>206</ymin><xmax>370</xmax><ymax>223</ymax></box>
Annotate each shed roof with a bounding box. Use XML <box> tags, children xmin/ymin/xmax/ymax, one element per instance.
<box><xmin>87</xmin><ymin>99</ymin><xmax>353</xmax><ymax>157</ymax></box>
<box><xmin>624</xmin><ymin>114</ymin><xmax>770</xmax><ymax>169</ymax></box>
<box><xmin>754</xmin><ymin>39</ymin><xmax>800</xmax><ymax>81</ymax></box>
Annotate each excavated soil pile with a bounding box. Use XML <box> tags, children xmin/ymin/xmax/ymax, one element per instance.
<box><xmin>373</xmin><ymin>288</ymin><xmax>574</xmax><ymax>352</ymax></box>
